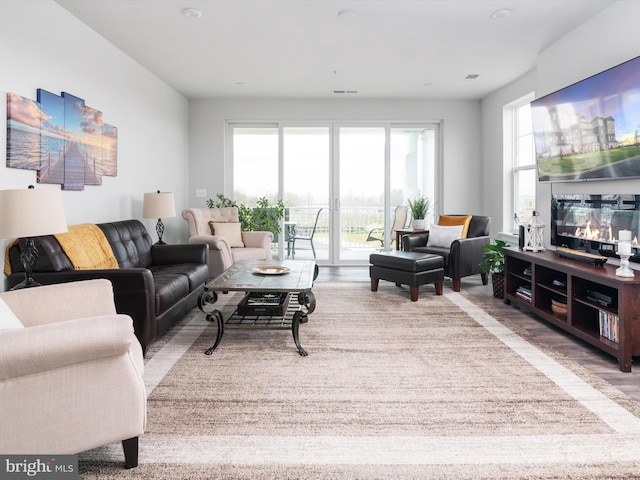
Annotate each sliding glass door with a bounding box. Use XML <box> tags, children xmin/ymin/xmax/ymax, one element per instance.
<box><xmin>230</xmin><ymin>122</ymin><xmax>439</xmax><ymax>265</ymax></box>
<box><xmin>336</xmin><ymin>127</ymin><xmax>385</xmax><ymax>261</ymax></box>
<box><xmin>283</xmin><ymin>126</ymin><xmax>330</xmax><ymax>261</ymax></box>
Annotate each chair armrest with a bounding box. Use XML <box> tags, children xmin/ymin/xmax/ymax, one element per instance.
<box><xmin>0</xmin><ymin>314</ymin><xmax>136</xmax><ymax>381</ymax></box>
<box><xmin>402</xmin><ymin>233</ymin><xmax>430</xmax><ymax>251</ymax></box>
<box><xmin>241</xmin><ymin>231</ymin><xmax>274</xmax><ymax>249</ymax></box>
<box><xmin>449</xmin><ymin>236</ymin><xmax>491</xmax><ymax>277</ymax></box>
<box><xmin>188</xmin><ymin>235</ymin><xmax>232</xmax><ymax>254</ymax></box>
<box><xmin>6</xmin><ymin>270</ymin><xmax>156</xmax><ymax>349</ymax></box>
<box><xmin>1</xmin><ymin>278</ymin><xmax>117</xmax><ymax>327</ymax></box>
<box><xmin>151</xmin><ymin>244</ymin><xmax>208</xmax><ymax>266</ymax></box>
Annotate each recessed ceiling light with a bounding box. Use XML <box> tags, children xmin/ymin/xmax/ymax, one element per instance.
<box><xmin>490</xmin><ymin>9</ymin><xmax>511</xmax><ymax>20</ymax></box>
<box><xmin>183</xmin><ymin>8</ymin><xmax>202</xmax><ymax>18</ymax></box>
<box><xmin>338</xmin><ymin>10</ymin><xmax>356</xmax><ymax>19</ymax></box>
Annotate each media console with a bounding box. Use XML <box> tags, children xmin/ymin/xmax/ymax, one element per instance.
<box><xmin>504</xmin><ymin>248</ymin><xmax>640</xmax><ymax>372</ymax></box>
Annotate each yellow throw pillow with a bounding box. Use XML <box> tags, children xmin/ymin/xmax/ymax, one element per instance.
<box><xmin>438</xmin><ymin>215</ymin><xmax>472</xmax><ymax>238</ymax></box>
<box><xmin>208</xmin><ymin>222</ymin><xmax>245</xmax><ymax>248</ymax></box>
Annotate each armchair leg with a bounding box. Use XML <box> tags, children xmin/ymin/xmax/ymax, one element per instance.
<box><xmin>122</xmin><ymin>436</ymin><xmax>139</xmax><ymax>469</ymax></box>
<box><xmin>452</xmin><ymin>278</ymin><xmax>461</xmax><ymax>292</ymax></box>
<box><xmin>481</xmin><ymin>272</ymin><xmax>488</xmax><ymax>285</ymax></box>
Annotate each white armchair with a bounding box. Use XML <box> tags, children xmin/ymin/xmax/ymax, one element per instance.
<box><xmin>0</xmin><ymin>279</ymin><xmax>146</xmax><ymax>468</ymax></box>
<box><xmin>182</xmin><ymin>207</ymin><xmax>274</xmax><ymax>278</ymax></box>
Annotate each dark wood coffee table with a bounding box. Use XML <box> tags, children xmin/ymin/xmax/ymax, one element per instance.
<box><xmin>198</xmin><ymin>260</ymin><xmax>318</xmax><ymax>356</ymax></box>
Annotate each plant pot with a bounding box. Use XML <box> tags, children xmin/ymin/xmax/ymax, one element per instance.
<box><xmin>413</xmin><ymin>219</ymin><xmax>427</xmax><ymax>230</ymax></box>
<box><xmin>491</xmin><ymin>272</ymin><xmax>504</xmax><ymax>299</ymax></box>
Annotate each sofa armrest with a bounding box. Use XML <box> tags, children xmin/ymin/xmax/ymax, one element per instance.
<box><xmin>0</xmin><ymin>314</ymin><xmax>137</xmax><ymax>381</ymax></box>
<box><xmin>0</xmin><ymin>278</ymin><xmax>117</xmax><ymax>327</ymax></box>
<box><xmin>151</xmin><ymin>243</ymin><xmax>208</xmax><ymax>266</ymax></box>
<box><xmin>402</xmin><ymin>233</ymin><xmax>430</xmax><ymax>251</ymax></box>
<box><xmin>188</xmin><ymin>234</ymin><xmax>232</xmax><ymax>254</ymax></box>
<box><xmin>449</xmin><ymin>235</ymin><xmax>491</xmax><ymax>277</ymax></box>
<box><xmin>241</xmin><ymin>230</ymin><xmax>274</xmax><ymax>249</ymax></box>
<box><xmin>7</xmin><ymin>269</ymin><xmax>156</xmax><ymax>349</ymax></box>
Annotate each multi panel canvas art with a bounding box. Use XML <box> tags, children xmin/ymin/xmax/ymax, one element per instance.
<box><xmin>6</xmin><ymin>89</ymin><xmax>117</xmax><ymax>190</ymax></box>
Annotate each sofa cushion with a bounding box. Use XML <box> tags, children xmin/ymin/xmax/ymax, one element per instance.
<box><xmin>148</xmin><ymin>268</ymin><xmax>190</xmax><ymax>315</ymax></box>
<box><xmin>467</xmin><ymin>216</ymin><xmax>491</xmax><ymax>238</ymax></box>
<box><xmin>209</xmin><ymin>222</ymin><xmax>245</xmax><ymax>248</ymax></box>
<box><xmin>54</xmin><ymin>224</ymin><xmax>118</xmax><ymax>270</ymax></box>
<box><xmin>438</xmin><ymin>215</ymin><xmax>472</xmax><ymax>238</ymax></box>
<box><xmin>6</xmin><ymin>237</ymin><xmax>74</xmax><ymax>274</ymax></box>
<box><xmin>98</xmin><ymin>220</ymin><xmax>153</xmax><ymax>269</ymax></box>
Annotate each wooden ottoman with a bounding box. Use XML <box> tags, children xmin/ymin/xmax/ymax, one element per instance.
<box><xmin>369</xmin><ymin>251</ymin><xmax>444</xmax><ymax>301</ymax></box>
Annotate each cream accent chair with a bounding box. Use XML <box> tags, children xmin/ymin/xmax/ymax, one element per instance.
<box><xmin>0</xmin><ymin>279</ymin><xmax>146</xmax><ymax>469</ymax></box>
<box><xmin>182</xmin><ymin>207</ymin><xmax>274</xmax><ymax>278</ymax></box>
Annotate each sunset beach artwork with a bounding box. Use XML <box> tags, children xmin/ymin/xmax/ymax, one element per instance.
<box><xmin>6</xmin><ymin>90</ymin><xmax>117</xmax><ymax>190</ymax></box>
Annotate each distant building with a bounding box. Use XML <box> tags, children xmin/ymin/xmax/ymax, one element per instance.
<box><xmin>540</xmin><ymin>107</ymin><xmax>618</xmax><ymax>158</ymax></box>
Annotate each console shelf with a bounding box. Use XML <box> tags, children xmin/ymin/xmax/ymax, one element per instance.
<box><xmin>504</xmin><ymin>248</ymin><xmax>640</xmax><ymax>372</ymax></box>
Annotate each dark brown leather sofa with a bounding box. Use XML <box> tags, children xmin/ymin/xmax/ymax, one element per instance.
<box><xmin>6</xmin><ymin>220</ymin><xmax>209</xmax><ymax>353</ymax></box>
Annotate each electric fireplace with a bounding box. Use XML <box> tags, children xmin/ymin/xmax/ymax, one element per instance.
<box><xmin>551</xmin><ymin>194</ymin><xmax>640</xmax><ymax>262</ymax></box>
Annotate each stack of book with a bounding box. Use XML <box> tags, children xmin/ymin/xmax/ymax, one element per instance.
<box><xmin>516</xmin><ymin>285</ymin><xmax>532</xmax><ymax>303</ymax></box>
<box><xmin>599</xmin><ymin>310</ymin><xmax>619</xmax><ymax>343</ymax></box>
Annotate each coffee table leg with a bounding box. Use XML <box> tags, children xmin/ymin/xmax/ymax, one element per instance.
<box><xmin>198</xmin><ymin>287</ymin><xmax>219</xmax><ymax>314</ymax></box>
<box><xmin>205</xmin><ymin>310</ymin><xmax>225</xmax><ymax>355</ymax></box>
<box><xmin>292</xmin><ymin>311</ymin><xmax>308</xmax><ymax>357</ymax></box>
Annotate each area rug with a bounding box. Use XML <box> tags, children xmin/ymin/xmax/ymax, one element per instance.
<box><xmin>79</xmin><ymin>282</ymin><xmax>640</xmax><ymax>479</ymax></box>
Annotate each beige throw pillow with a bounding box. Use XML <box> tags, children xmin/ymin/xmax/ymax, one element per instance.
<box><xmin>208</xmin><ymin>222</ymin><xmax>245</xmax><ymax>248</ymax></box>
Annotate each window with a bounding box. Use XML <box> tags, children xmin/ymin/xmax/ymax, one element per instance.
<box><xmin>228</xmin><ymin>121</ymin><xmax>439</xmax><ymax>264</ymax></box>
<box><xmin>505</xmin><ymin>93</ymin><xmax>536</xmax><ymax>232</ymax></box>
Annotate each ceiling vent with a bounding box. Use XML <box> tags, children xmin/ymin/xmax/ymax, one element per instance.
<box><xmin>333</xmin><ymin>90</ymin><xmax>358</xmax><ymax>94</ymax></box>
<box><xmin>464</xmin><ymin>74</ymin><xmax>480</xmax><ymax>80</ymax></box>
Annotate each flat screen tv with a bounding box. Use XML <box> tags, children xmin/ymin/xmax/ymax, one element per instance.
<box><xmin>532</xmin><ymin>55</ymin><xmax>640</xmax><ymax>182</ymax></box>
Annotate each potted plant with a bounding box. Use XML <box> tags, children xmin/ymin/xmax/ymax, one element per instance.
<box><xmin>407</xmin><ymin>196</ymin><xmax>432</xmax><ymax>230</ymax></box>
<box><xmin>478</xmin><ymin>238</ymin><xmax>510</xmax><ymax>298</ymax></box>
<box><xmin>206</xmin><ymin>193</ymin><xmax>285</xmax><ymax>235</ymax></box>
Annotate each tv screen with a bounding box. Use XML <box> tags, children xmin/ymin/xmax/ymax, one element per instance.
<box><xmin>532</xmin><ymin>55</ymin><xmax>640</xmax><ymax>182</ymax></box>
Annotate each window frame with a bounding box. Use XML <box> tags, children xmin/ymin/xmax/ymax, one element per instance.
<box><xmin>504</xmin><ymin>92</ymin><xmax>536</xmax><ymax>233</ymax></box>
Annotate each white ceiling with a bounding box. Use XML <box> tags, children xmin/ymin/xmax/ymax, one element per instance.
<box><xmin>55</xmin><ymin>0</ymin><xmax>615</xmax><ymax>100</ymax></box>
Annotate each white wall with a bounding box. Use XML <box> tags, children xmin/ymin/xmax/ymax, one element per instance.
<box><xmin>481</xmin><ymin>69</ymin><xmax>536</xmax><ymax>237</ymax></box>
<box><xmin>188</xmin><ymin>97</ymin><xmax>482</xmax><ymax>216</ymax></box>
<box><xmin>0</xmin><ymin>0</ymin><xmax>189</xmax><ymax>290</ymax></box>
<box><xmin>481</xmin><ymin>1</ymin><xmax>640</xmax><ymax>243</ymax></box>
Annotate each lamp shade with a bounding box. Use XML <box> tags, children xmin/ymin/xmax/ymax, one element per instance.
<box><xmin>0</xmin><ymin>187</ymin><xmax>68</xmax><ymax>238</ymax></box>
<box><xmin>143</xmin><ymin>191</ymin><xmax>176</xmax><ymax>219</ymax></box>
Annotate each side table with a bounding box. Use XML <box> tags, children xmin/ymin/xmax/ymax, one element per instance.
<box><xmin>395</xmin><ymin>228</ymin><xmax>428</xmax><ymax>250</ymax></box>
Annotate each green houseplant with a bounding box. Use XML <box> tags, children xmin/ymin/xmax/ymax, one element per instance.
<box><xmin>478</xmin><ymin>238</ymin><xmax>510</xmax><ymax>298</ymax></box>
<box><xmin>407</xmin><ymin>196</ymin><xmax>432</xmax><ymax>230</ymax></box>
<box><xmin>206</xmin><ymin>194</ymin><xmax>285</xmax><ymax>235</ymax></box>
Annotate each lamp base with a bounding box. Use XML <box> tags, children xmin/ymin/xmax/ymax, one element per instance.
<box><xmin>155</xmin><ymin>218</ymin><xmax>167</xmax><ymax>245</ymax></box>
<box><xmin>12</xmin><ymin>237</ymin><xmax>41</xmax><ymax>290</ymax></box>
<box><xmin>10</xmin><ymin>276</ymin><xmax>42</xmax><ymax>290</ymax></box>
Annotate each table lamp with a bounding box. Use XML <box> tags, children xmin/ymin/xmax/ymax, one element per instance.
<box><xmin>0</xmin><ymin>186</ymin><xmax>68</xmax><ymax>289</ymax></box>
<box><xmin>143</xmin><ymin>191</ymin><xmax>176</xmax><ymax>245</ymax></box>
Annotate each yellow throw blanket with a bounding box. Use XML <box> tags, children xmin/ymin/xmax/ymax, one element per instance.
<box><xmin>54</xmin><ymin>223</ymin><xmax>119</xmax><ymax>270</ymax></box>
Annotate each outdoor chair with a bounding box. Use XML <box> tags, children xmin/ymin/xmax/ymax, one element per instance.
<box><xmin>290</xmin><ymin>208</ymin><xmax>323</xmax><ymax>259</ymax></box>
<box><xmin>367</xmin><ymin>205</ymin><xmax>410</xmax><ymax>250</ymax></box>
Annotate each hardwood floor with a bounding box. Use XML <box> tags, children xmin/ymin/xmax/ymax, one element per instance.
<box><xmin>316</xmin><ymin>265</ymin><xmax>640</xmax><ymax>403</ymax></box>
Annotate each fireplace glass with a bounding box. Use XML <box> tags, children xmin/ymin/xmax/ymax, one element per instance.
<box><xmin>551</xmin><ymin>194</ymin><xmax>640</xmax><ymax>262</ymax></box>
